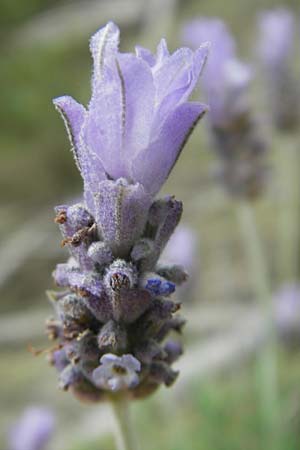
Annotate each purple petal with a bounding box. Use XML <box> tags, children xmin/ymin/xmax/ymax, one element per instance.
<box><xmin>100</xmin><ymin>353</ymin><xmax>119</xmax><ymax>365</ymax></box>
<box><xmin>85</xmin><ymin>23</ymin><xmax>125</xmax><ymax>180</ymax></box>
<box><xmin>116</xmin><ymin>53</ymin><xmax>155</xmax><ymax>158</ymax></box>
<box><xmin>53</xmin><ymin>97</ymin><xmax>107</xmax><ymax>206</ymax></box>
<box><xmin>122</xmin><ymin>354</ymin><xmax>141</xmax><ymax>372</ymax></box>
<box><xmin>153</xmin><ymin>43</ymin><xmax>209</xmax><ymax>127</ymax></box>
<box><xmin>93</xmin><ymin>353</ymin><xmax>141</xmax><ymax>391</ymax></box>
<box><xmin>135</xmin><ymin>45</ymin><xmax>156</xmax><ymax>66</ymax></box>
<box><xmin>53</xmin><ymin>96</ymin><xmax>86</xmax><ymax>171</ymax></box>
<box><xmin>132</xmin><ymin>102</ymin><xmax>207</xmax><ymax>195</ymax></box>
<box><xmin>89</xmin><ymin>21</ymin><xmax>120</xmax><ymax>82</ymax></box>
<box><xmin>156</xmin><ymin>39</ymin><xmax>170</xmax><ymax>62</ymax></box>
<box><xmin>153</xmin><ymin>47</ymin><xmax>194</xmax><ymax>108</ymax></box>
<box><xmin>84</xmin><ymin>68</ymin><xmax>124</xmax><ymax>180</ymax></box>
<box><xmin>85</xmin><ymin>51</ymin><xmax>158</xmax><ymax>182</ymax></box>
<box><xmin>92</xmin><ymin>365</ymin><xmax>110</xmax><ymax>385</ymax></box>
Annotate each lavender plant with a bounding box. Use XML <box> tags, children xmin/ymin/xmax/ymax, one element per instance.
<box><xmin>45</xmin><ymin>21</ymin><xmax>208</xmax><ymax>448</ymax></box>
<box><xmin>182</xmin><ymin>18</ymin><xmax>280</xmax><ymax>449</ymax></box>
<box><xmin>257</xmin><ymin>8</ymin><xmax>299</xmax><ymax>132</ymax></box>
<box><xmin>183</xmin><ymin>18</ymin><xmax>268</xmax><ymax>199</ymax></box>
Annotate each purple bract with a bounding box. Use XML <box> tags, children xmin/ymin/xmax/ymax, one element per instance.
<box><xmin>54</xmin><ymin>21</ymin><xmax>208</xmax><ymax>203</ymax></box>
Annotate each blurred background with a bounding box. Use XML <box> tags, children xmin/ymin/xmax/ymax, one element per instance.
<box><xmin>1</xmin><ymin>0</ymin><xmax>300</xmax><ymax>449</ymax></box>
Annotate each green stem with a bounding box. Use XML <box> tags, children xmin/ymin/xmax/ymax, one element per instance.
<box><xmin>111</xmin><ymin>397</ymin><xmax>138</xmax><ymax>450</ymax></box>
<box><xmin>236</xmin><ymin>200</ymin><xmax>280</xmax><ymax>448</ymax></box>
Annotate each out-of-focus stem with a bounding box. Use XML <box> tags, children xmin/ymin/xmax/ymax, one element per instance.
<box><xmin>275</xmin><ymin>135</ymin><xmax>300</xmax><ymax>283</ymax></box>
<box><xmin>236</xmin><ymin>200</ymin><xmax>281</xmax><ymax>449</ymax></box>
<box><xmin>111</xmin><ymin>397</ymin><xmax>139</xmax><ymax>450</ymax></box>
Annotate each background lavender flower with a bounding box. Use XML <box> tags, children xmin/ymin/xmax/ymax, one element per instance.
<box><xmin>46</xmin><ymin>21</ymin><xmax>207</xmax><ymax>403</ymax></box>
<box><xmin>182</xmin><ymin>18</ymin><xmax>268</xmax><ymax>198</ymax></box>
<box><xmin>257</xmin><ymin>8</ymin><xmax>294</xmax><ymax>70</ymax></box>
<box><xmin>256</xmin><ymin>8</ymin><xmax>300</xmax><ymax>131</ymax></box>
<box><xmin>182</xmin><ymin>18</ymin><xmax>237</xmax><ymax>128</ymax></box>
<box><xmin>161</xmin><ymin>225</ymin><xmax>197</xmax><ymax>271</ymax></box>
<box><xmin>8</xmin><ymin>407</ymin><xmax>54</xmax><ymax>450</ymax></box>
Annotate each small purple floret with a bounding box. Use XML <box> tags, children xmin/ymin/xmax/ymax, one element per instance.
<box><xmin>93</xmin><ymin>353</ymin><xmax>141</xmax><ymax>391</ymax></box>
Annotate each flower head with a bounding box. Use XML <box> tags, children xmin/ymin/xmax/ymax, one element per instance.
<box><xmin>8</xmin><ymin>407</ymin><xmax>55</xmax><ymax>450</ymax></box>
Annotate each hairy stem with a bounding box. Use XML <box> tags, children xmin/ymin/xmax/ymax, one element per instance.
<box><xmin>236</xmin><ymin>200</ymin><xmax>281</xmax><ymax>449</ymax></box>
<box><xmin>111</xmin><ymin>397</ymin><xmax>139</xmax><ymax>450</ymax></box>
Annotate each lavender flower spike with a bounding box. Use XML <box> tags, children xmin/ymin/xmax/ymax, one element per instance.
<box><xmin>45</xmin><ymin>22</ymin><xmax>208</xmax><ymax>404</ymax></box>
<box><xmin>8</xmin><ymin>407</ymin><xmax>55</xmax><ymax>450</ymax></box>
<box><xmin>183</xmin><ymin>18</ymin><xmax>268</xmax><ymax>198</ymax></box>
